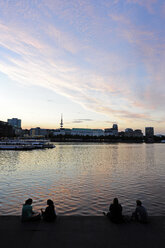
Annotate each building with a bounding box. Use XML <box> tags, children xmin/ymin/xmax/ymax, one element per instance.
<box><xmin>92</xmin><ymin>129</ymin><xmax>104</xmax><ymax>137</ymax></box>
<box><xmin>29</xmin><ymin>127</ymin><xmax>49</xmax><ymax>137</ymax></box>
<box><xmin>0</xmin><ymin>121</ymin><xmax>14</xmax><ymax>137</ymax></box>
<box><xmin>53</xmin><ymin>128</ymin><xmax>104</xmax><ymax>137</ymax></box>
<box><xmin>113</xmin><ymin>124</ymin><xmax>118</xmax><ymax>131</ymax></box>
<box><xmin>53</xmin><ymin>128</ymin><xmax>68</xmax><ymax>136</ymax></box>
<box><xmin>133</xmin><ymin>129</ymin><xmax>143</xmax><ymax>138</ymax></box>
<box><xmin>104</xmin><ymin>128</ymin><xmax>114</xmax><ymax>136</ymax></box>
<box><xmin>71</xmin><ymin>128</ymin><xmax>93</xmax><ymax>136</ymax></box>
<box><xmin>71</xmin><ymin>128</ymin><xmax>88</xmax><ymax>136</ymax></box>
<box><xmin>104</xmin><ymin>128</ymin><xmax>118</xmax><ymax>136</ymax></box>
<box><xmin>124</xmin><ymin>128</ymin><xmax>134</xmax><ymax>137</ymax></box>
<box><xmin>145</xmin><ymin>127</ymin><xmax>154</xmax><ymax>142</ymax></box>
<box><xmin>7</xmin><ymin>118</ymin><xmax>21</xmax><ymax>128</ymax></box>
<box><xmin>53</xmin><ymin>115</ymin><xmax>105</xmax><ymax>137</ymax></box>
<box><xmin>22</xmin><ymin>129</ymin><xmax>30</xmax><ymax>137</ymax></box>
<box><xmin>104</xmin><ymin>124</ymin><xmax>118</xmax><ymax>136</ymax></box>
<box><xmin>7</xmin><ymin>118</ymin><xmax>22</xmax><ymax>136</ymax></box>
<box><xmin>145</xmin><ymin>127</ymin><xmax>154</xmax><ymax>137</ymax></box>
<box><xmin>64</xmin><ymin>128</ymin><xmax>72</xmax><ymax>135</ymax></box>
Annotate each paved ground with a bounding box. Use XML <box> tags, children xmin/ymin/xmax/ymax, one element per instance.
<box><xmin>0</xmin><ymin>216</ymin><xmax>165</xmax><ymax>248</ymax></box>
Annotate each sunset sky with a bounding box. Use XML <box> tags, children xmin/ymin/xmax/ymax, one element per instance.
<box><xmin>0</xmin><ymin>0</ymin><xmax>165</xmax><ymax>133</ymax></box>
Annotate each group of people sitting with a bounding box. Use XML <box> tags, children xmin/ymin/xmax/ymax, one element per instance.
<box><xmin>21</xmin><ymin>198</ymin><xmax>56</xmax><ymax>222</ymax></box>
<box><xmin>104</xmin><ymin>198</ymin><xmax>148</xmax><ymax>224</ymax></box>
<box><xmin>21</xmin><ymin>197</ymin><xmax>148</xmax><ymax>224</ymax></box>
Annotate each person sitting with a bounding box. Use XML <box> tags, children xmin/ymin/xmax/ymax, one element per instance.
<box><xmin>41</xmin><ymin>199</ymin><xmax>56</xmax><ymax>222</ymax></box>
<box><xmin>107</xmin><ymin>198</ymin><xmax>123</xmax><ymax>223</ymax></box>
<box><xmin>21</xmin><ymin>198</ymin><xmax>41</xmax><ymax>222</ymax></box>
<box><xmin>132</xmin><ymin>200</ymin><xmax>148</xmax><ymax>223</ymax></box>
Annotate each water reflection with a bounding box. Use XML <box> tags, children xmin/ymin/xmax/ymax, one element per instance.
<box><xmin>0</xmin><ymin>151</ymin><xmax>20</xmax><ymax>174</ymax></box>
<box><xmin>0</xmin><ymin>143</ymin><xmax>165</xmax><ymax>215</ymax></box>
<box><xmin>145</xmin><ymin>144</ymin><xmax>155</xmax><ymax>169</ymax></box>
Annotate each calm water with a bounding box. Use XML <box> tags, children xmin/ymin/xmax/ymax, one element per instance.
<box><xmin>0</xmin><ymin>143</ymin><xmax>165</xmax><ymax>216</ymax></box>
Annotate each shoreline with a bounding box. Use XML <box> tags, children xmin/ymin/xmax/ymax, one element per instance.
<box><xmin>0</xmin><ymin>216</ymin><xmax>164</xmax><ymax>248</ymax></box>
<box><xmin>51</xmin><ymin>139</ymin><xmax>162</xmax><ymax>144</ymax></box>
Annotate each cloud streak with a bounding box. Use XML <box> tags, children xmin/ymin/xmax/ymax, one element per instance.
<box><xmin>0</xmin><ymin>0</ymin><xmax>165</xmax><ymax>129</ymax></box>
<box><xmin>126</xmin><ymin>0</ymin><xmax>158</xmax><ymax>13</ymax></box>
<box><xmin>72</xmin><ymin>119</ymin><xmax>93</xmax><ymax>123</ymax></box>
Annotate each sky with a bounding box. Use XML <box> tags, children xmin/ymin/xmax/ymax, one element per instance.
<box><xmin>0</xmin><ymin>0</ymin><xmax>165</xmax><ymax>133</ymax></box>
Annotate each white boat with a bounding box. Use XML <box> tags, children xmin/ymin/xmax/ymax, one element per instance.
<box><xmin>0</xmin><ymin>140</ymin><xmax>55</xmax><ymax>150</ymax></box>
<box><xmin>0</xmin><ymin>143</ymin><xmax>33</xmax><ymax>150</ymax></box>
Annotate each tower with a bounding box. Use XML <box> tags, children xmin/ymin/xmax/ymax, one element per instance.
<box><xmin>60</xmin><ymin>114</ymin><xmax>63</xmax><ymax>129</ymax></box>
<box><xmin>113</xmin><ymin>124</ymin><xmax>118</xmax><ymax>131</ymax></box>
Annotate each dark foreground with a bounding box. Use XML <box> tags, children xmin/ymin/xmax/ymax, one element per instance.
<box><xmin>0</xmin><ymin>216</ymin><xmax>165</xmax><ymax>248</ymax></box>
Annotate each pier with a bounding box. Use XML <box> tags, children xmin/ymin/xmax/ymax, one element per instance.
<box><xmin>0</xmin><ymin>216</ymin><xmax>164</xmax><ymax>248</ymax></box>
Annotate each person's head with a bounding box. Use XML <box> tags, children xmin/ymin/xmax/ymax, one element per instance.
<box><xmin>136</xmin><ymin>200</ymin><xmax>142</xmax><ymax>206</ymax></box>
<box><xmin>47</xmin><ymin>199</ymin><xmax>54</xmax><ymax>206</ymax></box>
<box><xmin>25</xmin><ymin>198</ymin><xmax>33</xmax><ymax>205</ymax></box>
<box><xmin>113</xmin><ymin>198</ymin><xmax>119</xmax><ymax>204</ymax></box>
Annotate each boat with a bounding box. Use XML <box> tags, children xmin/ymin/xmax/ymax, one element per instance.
<box><xmin>0</xmin><ymin>144</ymin><xmax>33</xmax><ymax>150</ymax></box>
<box><xmin>0</xmin><ymin>140</ymin><xmax>55</xmax><ymax>150</ymax></box>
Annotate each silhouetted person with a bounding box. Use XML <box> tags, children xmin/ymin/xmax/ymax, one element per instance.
<box><xmin>21</xmin><ymin>198</ymin><xmax>41</xmax><ymax>222</ymax></box>
<box><xmin>132</xmin><ymin>200</ymin><xmax>148</xmax><ymax>223</ymax></box>
<box><xmin>107</xmin><ymin>198</ymin><xmax>123</xmax><ymax>223</ymax></box>
<box><xmin>41</xmin><ymin>199</ymin><xmax>56</xmax><ymax>222</ymax></box>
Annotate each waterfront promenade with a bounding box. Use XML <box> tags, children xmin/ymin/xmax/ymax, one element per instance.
<box><xmin>0</xmin><ymin>216</ymin><xmax>164</xmax><ymax>248</ymax></box>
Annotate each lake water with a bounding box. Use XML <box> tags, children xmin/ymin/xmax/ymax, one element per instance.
<box><xmin>0</xmin><ymin>143</ymin><xmax>165</xmax><ymax>216</ymax></box>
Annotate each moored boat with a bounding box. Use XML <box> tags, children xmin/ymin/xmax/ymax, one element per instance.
<box><xmin>0</xmin><ymin>140</ymin><xmax>55</xmax><ymax>150</ymax></box>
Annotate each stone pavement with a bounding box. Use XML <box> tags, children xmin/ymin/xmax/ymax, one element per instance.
<box><xmin>0</xmin><ymin>216</ymin><xmax>164</xmax><ymax>248</ymax></box>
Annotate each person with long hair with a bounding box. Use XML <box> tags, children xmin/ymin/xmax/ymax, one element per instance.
<box><xmin>107</xmin><ymin>198</ymin><xmax>123</xmax><ymax>223</ymax></box>
<box><xmin>41</xmin><ymin>199</ymin><xmax>56</xmax><ymax>222</ymax></box>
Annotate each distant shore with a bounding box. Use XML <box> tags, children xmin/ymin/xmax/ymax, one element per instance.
<box><xmin>50</xmin><ymin>137</ymin><xmax>161</xmax><ymax>143</ymax></box>
<box><xmin>0</xmin><ymin>216</ymin><xmax>164</xmax><ymax>248</ymax></box>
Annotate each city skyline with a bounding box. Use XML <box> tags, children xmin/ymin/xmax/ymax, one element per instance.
<box><xmin>2</xmin><ymin>116</ymin><xmax>158</xmax><ymax>136</ymax></box>
<box><xmin>0</xmin><ymin>1</ymin><xmax>165</xmax><ymax>133</ymax></box>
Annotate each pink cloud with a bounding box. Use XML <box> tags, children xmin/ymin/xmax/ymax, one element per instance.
<box><xmin>126</xmin><ymin>0</ymin><xmax>158</xmax><ymax>13</ymax></box>
<box><xmin>162</xmin><ymin>2</ymin><xmax>165</xmax><ymax>16</ymax></box>
<box><xmin>0</xmin><ymin>0</ymin><xmax>165</xmax><ymax>127</ymax></box>
<box><xmin>45</xmin><ymin>25</ymin><xmax>82</xmax><ymax>54</ymax></box>
<box><xmin>108</xmin><ymin>9</ymin><xmax>165</xmax><ymax>113</ymax></box>
<box><xmin>109</xmin><ymin>13</ymin><xmax>131</xmax><ymax>25</ymax></box>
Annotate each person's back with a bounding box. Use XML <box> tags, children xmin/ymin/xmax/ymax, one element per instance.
<box><xmin>21</xmin><ymin>198</ymin><xmax>41</xmax><ymax>222</ymax></box>
<box><xmin>22</xmin><ymin>204</ymin><xmax>32</xmax><ymax>221</ymax></box>
<box><xmin>42</xmin><ymin>199</ymin><xmax>56</xmax><ymax>222</ymax></box>
<box><xmin>135</xmin><ymin>205</ymin><xmax>148</xmax><ymax>223</ymax></box>
<box><xmin>133</xmin><ymin>200</ymin><xmax>148</xmax><ymax>223</ymax></box>
<box><xmin>109</xmin><ymin>198</ymin><xmax>123</xmax><ymax>223</ymax></box>
<box><xmin>21</xmin><ymin>199</ymin><xmax>33</xmax><ymax>222</ymax></box>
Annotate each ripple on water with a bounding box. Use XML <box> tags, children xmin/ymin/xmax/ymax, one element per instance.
<box><xmin>0</xmin><ymin>143</ymin><xmax>165</xmax><ymax>215</ymax></box>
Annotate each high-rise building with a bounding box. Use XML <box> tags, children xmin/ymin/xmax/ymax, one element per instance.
<box><xmin>145</xmin><ymin>127</ymin><xmax>154</xmax><ymax>137</ymax></box>
<box><xmin>7</xmin><ymin>118</ymin><xmax>21</xmax><ymax>128</ymax></box>
<box><xmin>113</xmin><ymin>124</ymin><xmax>118</xmax><ymax>131</ymax></box>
